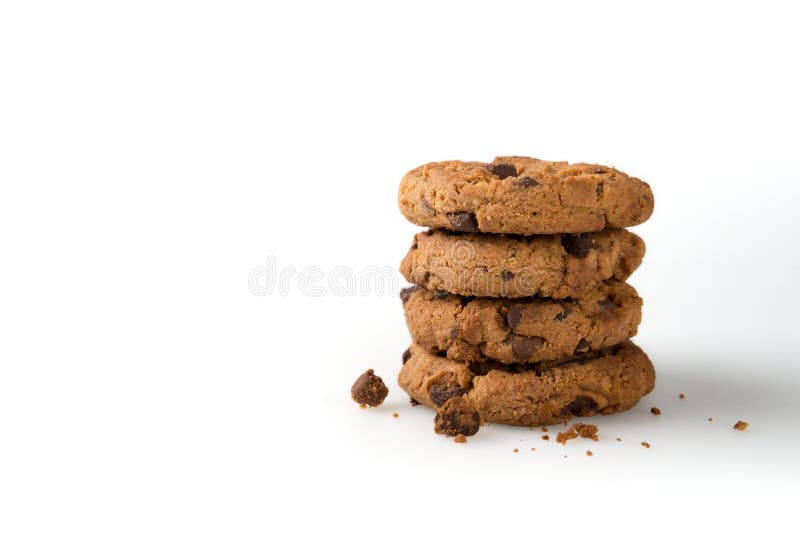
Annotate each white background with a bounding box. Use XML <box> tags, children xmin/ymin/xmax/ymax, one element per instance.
<box><xmin>1</xmin><ymin>1</ymin><xmax>799</xmax><ymax>532</ymax></box>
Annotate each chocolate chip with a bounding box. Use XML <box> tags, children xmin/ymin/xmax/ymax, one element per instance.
<box><xmin>554</xmin><ymin>304</ymin><xmax>571</xmax><ymax>321</ymax></box>
<box><xmin>506</xmin><ymin>334</ymin><xmax>545</xmax><ymax>361</ymax></box>
<box><xmin>560</xmin><ymin>395</ymin><xmax>598</xmax><ymax>417</ymax></box>
<box><xmin>561</xmin><ymin>234</ymin><xmax>600</xmax><ymax>258</ymax></box>
<box><xmin>402</xmin><ymin>348</ymin><xmax>412</xmax><ymax>365</ymax></box>
<box><xmin>507</xmin><ymin>304</ymin><xmax>524</xmax><ymax>330</ymax></box>
<box><xmin>596</xmin><ymin>182</ymin><xmax>604</xmax><ymax>195</ymax></box>
<box><xmin>399</xmin><ymin>286</ymin><xmax>420</xmax><ymax>305</ymax></box>
<box><xmin>410</xmin><ymin>398</ymin><xmax>419</xmax><ymax>406</ymax></box>
<box><xmin>351</xmin><ymin>369</ymin><xmax>389</xmax><ymax>408</ymax></box>
<box><xmin>449</xmin><ymin>326</ymin><xmax>458</xmax><ymax>340</ymax></box>
<box><xmin>486</xmin><ymin>163</ymin><xmax>517</xmax><ymax>179</ymax></box>
<box><xmin>431</xmin><ymin>290</ymin><xmax>450</xmax><ymax>301</ymax></box>
<box><xmin>447</xmin><ymin>212</ymin><xmax>479</xmax><ymax>232</ymax></box>
<box><xmin>434</xmin><ymin>397</ymin><xmax>480</xmax><ymax>437</ymax></box>
<box><xmin>597</xmin><ymin>297</ymin><xmax>617</xmax><ymax>311</ymax></box>
<box><xmin>428</xmin><ymin>379</ymin><xmax>467</xmax><ymax>407</ymax></box>
<box><xmin>417</xmin><ymin>198</ymin><xmax>435</xmax><ymax>215</ymax></box>
<box><xmin>501</xmin><ymin>270</ymin><xmax>515</xmax><ymax>281</ymax></box>
<box><xmin>514</xmin><ymin>176</ymin><xmax>540</xmax><ymax>187</ymax></box>
<box><xmin>574</xmin><ymin>338</ymin><xmax>591</xmax><ymax>354</ymax></box>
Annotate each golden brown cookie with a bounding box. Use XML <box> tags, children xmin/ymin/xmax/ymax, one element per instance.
<box><xmin>397</xmin><ymin>340</ymin><xmax>655</xmax><ymax>427</ymax></box>
<box><xmin>398</xmin><ymin>156</ymin><xmax>654</xmax><ymax>235</ymax></box>
<box><xmin>400</xmin><ymin>280</ymin><xmax>642</xmax><ymax>364</ymax></box>
<box><xmin>400</xmin><ymin>228</ymin><xmax>644</xmax><ymax>299</ymax></box>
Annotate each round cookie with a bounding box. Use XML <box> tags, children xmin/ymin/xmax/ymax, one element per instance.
<box><xmin>398</xmin><ymin>156</ymin><xmax>654</xmax><ymax>235</ymax></box>
<box><xmin>401</xmin><ymin>280</ymin><xmax>642</xmax><ymax>365</ymax></box>
<box><xmin>400</xmin><ymin>228</ymin><xmax>645</xmax><ymax>299</ymax></box>
<box><xmin>397</xmin><ymin>341</ymin><xmax>655</xmax><ymax>427</ymax></box>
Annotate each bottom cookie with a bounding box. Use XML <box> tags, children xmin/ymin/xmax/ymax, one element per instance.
<box><xmin>398</xmin><ymin>340</ymin><xmax>655</xmax><ymax>427</ymax></box>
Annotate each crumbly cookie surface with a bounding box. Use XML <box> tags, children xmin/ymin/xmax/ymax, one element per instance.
<box><xmin>399</xmin><ymin>228</ymin><xmax>645</xmax><ymax>299</ymax></box>
<box><xmin>401</xmin><ymin>280</ymin><xmax>642</xmax><ymax>364</ymax></box>
<box><xmin>398</xmin><ymin>156</ymin><xmax>654</xmax><ymax>235</ymax></box>
<box><xmin>397</xmin><ymin>340</ymin><xmax>655</xmax><ymax>427</ymax></box>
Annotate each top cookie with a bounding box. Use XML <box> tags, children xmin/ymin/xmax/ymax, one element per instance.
<box><xmin>398</xmin><ymin>156</ymin><xmax>654</xmax><ymax>234</ymax></box>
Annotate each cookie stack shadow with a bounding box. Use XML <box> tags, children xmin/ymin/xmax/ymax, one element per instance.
<box><xmin>396</xmin><ymin>156</ymin><xmax>655</xmax><ymax>434</ymax></box>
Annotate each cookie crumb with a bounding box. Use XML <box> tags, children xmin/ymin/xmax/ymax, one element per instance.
<box><xmin>351</xmin><ymin>369</ymin><xmax>388</xmax><ymax>408</ymax></box>
<box><xmin>586</xmin><ymin>450</ymin><xmax>593</xmax><ymax>457</ymax></box>
<box><xmin>556</xmin><ymin>428</ymin><xmax>578</xmax><ymax>445</ymax></box>
<box><xmin>434</xmin><ymin>397</ymin><xmax>480</xmax><ymax>437</ymax></box>
<box><xmin>530</xmin><ymin>448</ymin><xmax>536</xmax><ymax>451</ymax></box>
<box><xmin>541</xmin><ymin>426</ymin><xmax>548</xmax><ymax>432</ymax></box>
<box><xmin>392</xmin><ymin>412</ymin><xmax>399</xmax><ymax>418</ymax></box>
<box><xmin>641</xmin><ymin>441</ymin><xmax>651</xmax><ymax>448</ymax></box>
<box><xmin>542</xmin><ymin>435</ymin><xmax>550</xmax><ymax>441</ymax></box>
<box><xmin>733</xmin><ymin>420</ymin><xmax>749</xmax><ymax>431</ymax></box>
<box><xmin>571</xmin><ymin>422</ymin><xmax>599</xmax><ymax>440</ymax></box>
<box><xmin>513</xmin><ymin>448</ymin><xmax>519</xmax><ymax>453</ymax></box>
<box><xmin>454</xmin><ymin>434</ymin><xmax>467</xmax><ymax>444</ymax></box>
<box><xmin>650</xmin><ymin>407</ymin><xmax>661</xmax><ymax>415</ymax></box>
<box><xmin>679</xmin><ymin>393</ymin><xmax>685</xmax><ymax>399</ymax></box>
<box><xmin>708</xmin><ymin>417</ymin><xmax>713</xmax><ymax>422</ymax></box>
<box><xmin>616</xmin><ymin>437</ymin><xmax>622</xmax><ymax>442</ymax></box>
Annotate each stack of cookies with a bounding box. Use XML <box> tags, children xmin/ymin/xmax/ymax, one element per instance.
<box><xmin>396</xmin><ymin>156</ymin><xmax>655</xmax><ymax>433</ymax></box>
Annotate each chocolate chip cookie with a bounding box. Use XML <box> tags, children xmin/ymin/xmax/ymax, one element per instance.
<box><xmin>397</xmin><ymin>340</ymin><xmax>655</xmax><ymax>427</ymax></box>
<box><xmin>401</xmin><ymin>280</ymin><xmax>642</xmax><ymax>365</ymax></box>
<box><xmin>400</xmin><ymin>228</ymin><xmax>644</xmax><ymax>299</ymax></box>
<box><xmin>398</xmin><ymin>156</ymin><xmax>654</xmax><ymax>235</ymax></box>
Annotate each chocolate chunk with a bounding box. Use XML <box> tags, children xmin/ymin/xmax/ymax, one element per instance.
<box><xmin>596</xmin><ymin>182</ymin><xmax>604</xmax><ymax>195</ymax></box>
<box><xmin>399</xmin><ymin>286</ymin><xmax>420</xmax><ymax>305</ymax></box>
<box><xmin>486</xmin><ymin>163</ymin><xmax>518</xmax><ymax>179</ymax></box>
<box><xmin>449</xmin><ymin>326</ymin><xmax>458</xmax><ymax>340</ymax></box>
<box><xmin>506</xmin><ymin>304</ymin><xmax>524</xmax><ymax>330</ymax></box>
<box><xmin>500</xmin><ymin>270</ymin><xmax>515</xmax><ymax>281</ymax></box>
<box><xmin>434</xmin><ymin>397</ymin><xmax>480</xmax><ymax>437</ymax></box>
<box><xmin>447</xmin><ymin>212</ymin><xmax>479</xmax><ymax>232</ymax></box>
<box><xmin>554</xmin><ymin>303</ymin><xmax>571</xmax><ymax>321</ymax></box>
<box><xmin>402</xmin><ymin>348</ymin><xmax>412</xmax><ymax>365</ymax></box>
<box><xmin>506</xmin><ymin>334</ymin><xmax>545</xmax><ymax>361</ymax></box>
<box><xmin>467</xmin><ymin>361</ymin><xmax>497</xmax><ymax>376</ymax></box>
<box><xmin>574</xmin><ymin>338</ymin><xmax>591</xmax><ymax>354</ymax></box>
<box><xmin>560</xmin><ymin>395</ymin><xmax>598</xmax><ymax>417</ymax></box>
<box><xmin>432</xmin><ymin>290</ymin><xmax>450</xmax><ymax>300</ymax></box>
<box><xmin>351</xmin><ymin>369</ymin><xmax>389</xmax><ymax>408</ymax></box>
<box><xmin>428</xmin><ymin>378</ymin><xmax>468</xmax><ymax>407</ymax></box>
<box><xmin>561</xmin><ymin>234</ymin><xmax>600</xmax><ymax>258</ymax></box>
<box><xmin>514</xmin><ymin>176</ymin><xmax>540</xmax><ymax>187</ymax></box>
<box><xmin>410</xmin><ymin>398</ymin><xmax>419</xmax><ymax>406</ymax></box>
